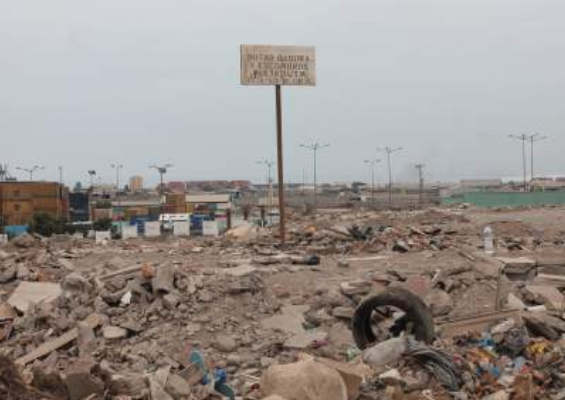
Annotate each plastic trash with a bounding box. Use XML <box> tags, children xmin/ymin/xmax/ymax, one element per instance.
<box><xmin>483</xmin><ymin>226</ymin><xmax>494</xmax><ymax>255</ymax></box>
<box><xmin>362</xmin><ymin>337</ymin><xmax>407</xmax><ymax>367</ymax></box>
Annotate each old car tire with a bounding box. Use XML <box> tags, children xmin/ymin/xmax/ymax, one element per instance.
<box><xmin>352</xmin><ymin>287</ymin><xmax>435</xmax><ymax>349</ymax></box>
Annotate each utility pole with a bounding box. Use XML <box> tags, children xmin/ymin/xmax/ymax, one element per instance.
<box><xmin>256</xmin><ymin>160</ymin><xmax>274</xmax><ymax>225</ymax></box>
<box><xmin>509</xmin><ymin>134</ymin><xmax>528</xmax><ymax>191</ymax></box>
<box><xmin>300</xmin><ymin>141</ymin><xmax>330</xmax><ymax>212</ymax></box>
<box><xmin>364</xmin><ymin>159</ymin><xmax>381</xmax><ymax>209</ymax></box>
<box><xmin>58</xmin><ymin>166</ymin><xmax>63</xmax><ymax>185</ymax></box>
<box><xmin>377</xmin><ymin>147</ymin><xmax>403</xmax><ymax>205</ymax></box>
<box><xmin>415</xmin><ymin>163</ymin><xmax>425</xmax><ymax>206</ymax></box>
<box><xmin>529</xmin><ymin>133</ymin><xmax>547</xmax><ymax>188</ymax></box>
<box><xmin>150</xmin><ymin>164</ymin><xmax>172</xmax><ymax>221</ymax></box>
<box><xmin>16</xmin><ymin>165</ymin><xmax>44</xmax><ymax>181</ymax></box>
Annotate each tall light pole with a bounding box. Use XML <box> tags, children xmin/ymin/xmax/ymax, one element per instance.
<box><xmin>58</xmin><ymin>166</ymin><xmax>63</xmax><ymax>185</ymax></box>
<box><xmin>364</xmin><ymin>159</ymin><xmax>381</xmax><ymax>209</ymax></box>
<box><xmin>529</xmin><ymin>133</ymin><xmax>547</xmax><ymax>187</ymax></box>
<box><xmin>377</xmin><ymin>147</ymin><xmax>403</xmax><ymax>205</ymax></box>
<box><xmin>256</xmin><ymin>160</ymin><xmax>274</xmax><ymax>225</ymax></box>
<box><xmin>509</xmin><ymin>134</ymin><xmax>528</xmax><ymax>191</ymax></box>
<box><xmin>150</xmin><ymin>164</ymin><xmax>172</xmax><ymax>219</ymax></box>
<box><xmin>110</xmin><ymin>163</ymin><xmax>123</xmax><ymax>191</ymax></box>
<box><xmin>300</xmin><ymin>141</ymin><xmax>330</xmax><ymax>212</ymax></box>
<box><xmin>415</xmin><ymin>163</ymin><xmax>425</xmax><ymax>206</ymax></box>
<box><xmin>16</xmin><ymin>165</ymin><xmax>44</xmax><ymax>181</ymax></box>
<box><xmin>87</xmin><ymin>170</ymin><xmax>97</xmax><ymax>188</ymax></box>
<box><xmin>150</xmin><ymin>164</ymin><xmax>172</xmax><ymax>194</ymax></box>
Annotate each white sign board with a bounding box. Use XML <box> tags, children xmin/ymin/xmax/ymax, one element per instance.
<box><xmin>121</xmin><ymin>225</ymin><xmax>138</xmax><ymax>239</ymax></box>
<box><xmin>173</xmin><ymin>221</ymin><xmax>191</xmax><ymax>237</ymax></box>
<box><xmin>241</xmin><ymin>45</ymin><xmax>316</xmax><ymax>86</ymax></box>
<box><xmin>95</xmin><ymin>231</ymin><xmax>111</xmax><ymax>245</ymax></box>
<box><xmin>144</xmin><ymin>221</ymin><xmax>161</xmax><ymax>237</ymax></box>
<box><xmin>202</xmin><ymin>221</ymin><xmax>219</xmax><ymax>237</ymax></box>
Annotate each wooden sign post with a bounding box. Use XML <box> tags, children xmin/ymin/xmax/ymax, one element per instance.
<box><xmin>241</xmin><ymin>45</ymin><xmax>316</xmax><ymax>245</ymax></box>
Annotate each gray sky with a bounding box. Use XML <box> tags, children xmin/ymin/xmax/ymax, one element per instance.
<box><xmin>1</xmin><ymin>0</ymin><xmax>564</xmax><ymax>187</ymax></box>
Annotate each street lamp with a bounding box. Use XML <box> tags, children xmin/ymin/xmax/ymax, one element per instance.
<box><xmin>377</xmin><ymin>147</ymin><xmax>403</xmax><ymax>205</ymax></box>
<box><xmin>150</xmin><ymin>164</ymin><xmax>173</xmax><ymax>220</ymax></box>
<box><xmin>508</xmin><ymin>134</ymin><xmax>528</xmax><ymax>191</ymax></box>
<box><xmin>300</xmin><ymin>141</ymin><xmax>330</xmax><ymax>212</ymax></box>
<box><xmin>16</xmin><ymin>165</ymin><xmax>44</xmax><ymax>181</ymax></box>
<box><xmin>149</xmin><ymin>164</ymin><xmax>173</xmax><ymax>194</ymax></box>
<box><xmin>529</xmin><ymin>133</ymin><xmax>547</xmax><ymax>185</ymax></box>
<box><xmin>87</xmin><ymin>170</ymin><xmax>97</xmax><ymax>188</ymax></box>
<box><xmin>110</xmin><ymin>164</ymin><xmax>123</xmax><ymax>191</ymax></box>
<box><xmin>364</xmin><ymin>159</ymin><xmax>381</xmax><ymax>209</ymax></box>
<box><xmin>256</xmin><ymin>160</ymin><xmax>275</xmax><ymax>225</ymax></box>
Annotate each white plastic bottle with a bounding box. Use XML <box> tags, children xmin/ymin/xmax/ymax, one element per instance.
<box><xmin>483</xmin><ymin>226</ymin><xmax>494</xmax><ymax>255</ymax></box>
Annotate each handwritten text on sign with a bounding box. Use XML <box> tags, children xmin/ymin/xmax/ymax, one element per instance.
<box><xmin>241</xmin><ymin>45</ymin><xmax>316</xmax><ymax>86</ymax></box>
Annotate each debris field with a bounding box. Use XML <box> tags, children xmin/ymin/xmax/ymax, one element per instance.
<box><xmin>2</xmin><ymin>205</ymin><xmax>565</xmax><ymax>399</ymax></box>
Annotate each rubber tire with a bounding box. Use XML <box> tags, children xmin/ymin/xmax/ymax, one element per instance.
<box><xmin>352</xmin><ymin>287</ymin><xmax>435</xmax><ymax>349</ymax></box>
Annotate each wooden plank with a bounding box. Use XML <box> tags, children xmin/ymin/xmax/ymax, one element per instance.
<box><xmin>16</xmin><ymin>314</ymin><xmax>104</xmax><ymax>365</ymax></box>
<box><xmin>437</xmin><ymin>309</ymin><xmax>522</xmax><ymax>338</ymax></box>
<box><xmin>98</xmin><ymin>265</ymin><xmax>142</xmax><ymax>281</ymax></box>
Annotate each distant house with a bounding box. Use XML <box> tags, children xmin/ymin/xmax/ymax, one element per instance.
<box><xmin>0</xmin><ymin>181</ymin><xmax>68</xmax><ymax>226</ymax></box>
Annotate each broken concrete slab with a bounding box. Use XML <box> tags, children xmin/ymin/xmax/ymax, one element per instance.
<box><xmin>261</xmin><ymin>359</ymin><xmax>348</xmax><ymax>400</ymax></box>
<box><xmin>149</xmin><ymin>374</ymin><xmax>174</xmax><ymax>400</ymax></box>
<box><xmin>402</xmin><ymin>275</ymin><xmax>432</xmax><ymax>298</ymax></box>
<box><xmin>152</xmin><ymin>265</ymin><xmax>176</xmax><ymax>294</ymax></box>
<box><xmin>507</xmin><ymin>293</ymin><xmax>526</xmax><ymax>310</ymax></box>
<box><xmin>65</xmin><ymin>367</ymin><xmax>105</xmax><ymax>400</ymax></box>
<box><xmin>261</xmin><ymin>314</ymin><xmax>305</xmax><ymax>334</ymax></box>
<box><xmin>523</xmin><ymin>312</ymin><xmax>565</xmax><ymax>340</ymax></box>
<box><xmin>496</xmin><ymin>257</ymin><xmax>537</xmax><ymax>270</ymax></box>
<box><xmin>340</xmin><ymin>280</ymin><xmax>372</xmax><ymax>296</ymax></box>
<box><xmin>213</xmin><ymin>334</ymin><xmax>239</xmax><ymax>353</ymax></box>
<box><xmin>497</xmin><ymin>257</ymin><xmax>537</xmax><ymax>280</ymax></box>
<box><xmin>332</xmin><ymin>307</ymin><xmax>355</xmax><ymax>320</ymax></box>
<box><xmin>16</xmin><ymin>314</ymin><xmax>105</xmax><ymax>365</ymax></box>
<box><xmin>103</xmin><ymin>325</ymin><xmax>128</xmax><ymax>340</ymax></box>
<box><xmin>165</xmin><ymin>373</ymin><xmax>193</xmax><ymax>400</ymax></box>
<box><xmin>424</xmin><ymin>289</ymin><xmax>453</xmax><ymax>317</ymax></box>
<box><xmin>8</xmin><ymin>281</ymin><xmax>62</xmax><ymax>313</ymax></box>
<box><xmin>283</xmin><ymin>331</ymin><xmax>328</xmax><ymax>350</ymax></box>
<box><xmin>523</xmin><ymin>285</ymin><xmax>565</xmax><ymax>312</ymax></box>
<box><xmin>316</xmin><ymin>357</ymin><xmax>371</xmax><ymax>400</ymax></box>
<box><xmin>224</xmin><ymin>264</ymin><xmax>258</xmax><ymax>277</ymax></box>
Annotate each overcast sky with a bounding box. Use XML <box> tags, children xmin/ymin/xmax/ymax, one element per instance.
<box><xmin>1</xmin><ymin>1</ymin><xmax>564</xmax><ymax>187</ymax></box>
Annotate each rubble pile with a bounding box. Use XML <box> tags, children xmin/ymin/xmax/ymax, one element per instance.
<box><xmin>1</xmin><ymin>205</ymin><xmax>565</xmax><ymax>399</ymax></box>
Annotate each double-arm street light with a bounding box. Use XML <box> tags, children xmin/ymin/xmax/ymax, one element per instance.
<box><xmin>16</xmin><ymin>165</ymin><xmax>44</xmax><ymax>181</ymax></box>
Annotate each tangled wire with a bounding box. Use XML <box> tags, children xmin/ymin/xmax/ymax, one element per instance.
<box><xmin>404</xmin><ymin>337</ymin><xmax>462</xmax><ymax>391</ymax></box>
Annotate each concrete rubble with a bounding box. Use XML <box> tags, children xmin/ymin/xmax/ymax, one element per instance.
<box><xmin>1</xmin><ymin>206</ymin><xmax>565</xmax><ymax>399</ymax></box>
